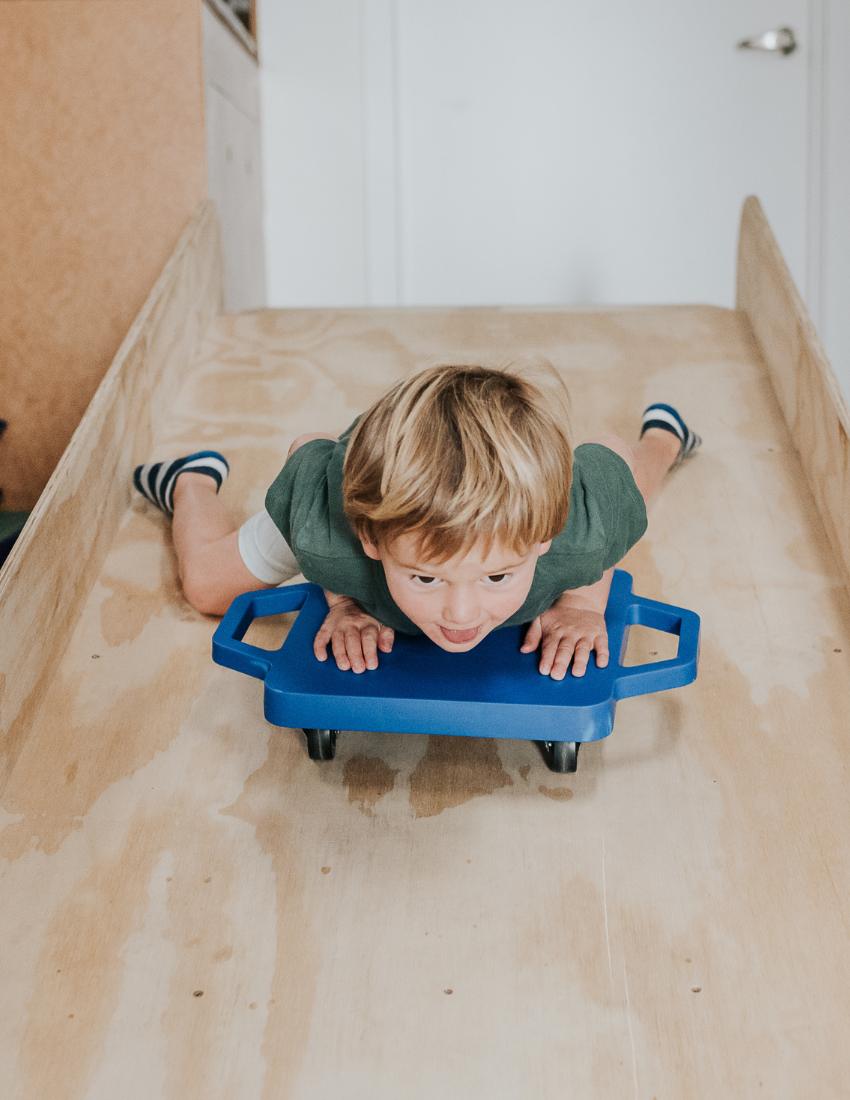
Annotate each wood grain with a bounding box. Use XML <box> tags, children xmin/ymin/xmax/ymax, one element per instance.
<box><xmin>2</xmin><ymin>295</ymin><xmax>850</xmax><ymax>1097</ymax></box>
<box><xmin>737</xmin><ymin>194</ymin><xmax>850</xmax><ymax>591</ymax></box>
<box><xmin>0</xmin><ymin>201</ymin><xmax>223</xmax><ymax>796</ymax></box>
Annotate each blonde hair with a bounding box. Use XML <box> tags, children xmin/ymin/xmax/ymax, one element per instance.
<box><xmin>342</xmin><ymin>361</ymin><xmax>572</xmax><ymax>561</ymax></box>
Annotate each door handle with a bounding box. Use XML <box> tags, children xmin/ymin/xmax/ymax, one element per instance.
<box><xmin>737</xmin><ymin>27</ymin><xmax>797</xmax><ymax>55</ymax></box>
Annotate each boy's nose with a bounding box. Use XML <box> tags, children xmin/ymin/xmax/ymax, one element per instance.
<box><xmin>444</xmin><ymin>585</ymin><xmax>479</xmax><ymax>626</ymax></box>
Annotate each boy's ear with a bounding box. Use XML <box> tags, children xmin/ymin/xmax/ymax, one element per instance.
<box><xmin>360</xmin><ymin>536</ymin><xmax>381</xmax><ymax>561</ymax></box>
<box><xmin>539</xmin><ymin>540</ymin><xmax>552</xmax><ymax>557</ymax></box>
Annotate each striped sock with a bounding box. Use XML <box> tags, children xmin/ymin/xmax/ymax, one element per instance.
<box><xmin>640</xmin><ymin>404</ymin><xmax>701</xmax><ymax>466</ymax></box>
<box><xmin>133</xmin><ymin>451</ymin><xmax>229</xmax><ymax>515</ymax></box>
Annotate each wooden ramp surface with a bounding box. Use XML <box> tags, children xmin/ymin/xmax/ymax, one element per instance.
<box><xmin>2</xmin><ymin>305</ymin><xmax>850</xmax><ymax>1099</ymax></box>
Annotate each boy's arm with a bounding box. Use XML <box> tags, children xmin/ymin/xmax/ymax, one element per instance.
<box><xmin>313</xmin><ymin>591</ymin><xmax>395</xmax><ymax>673</ymax></box>
<box><xmin>288</xmin><ymin>432</ymin><xmax>338</xmax><ymax>458</ymax></box>
<box><xmin>520</xmin><ymin>568</ymin><xmax>614</xmax><ymax>680</ymax></box>
<box><xmin>286</xmin><ymin>433</ymin><xmax>396</xmax><ymax>673</ymax></box>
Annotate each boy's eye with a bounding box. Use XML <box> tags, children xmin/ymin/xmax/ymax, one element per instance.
<box><xmin>413</xmin><ymin>575</ymin><xmax>438</xmax><ymax>585</ymax></box>
<box><xmin>486</xmin><ymin>573</ymin><xmax>509</xmax><ymax>584</ymax></box>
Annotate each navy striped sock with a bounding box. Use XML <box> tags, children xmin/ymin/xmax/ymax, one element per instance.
<box><xmin>641</xmin><ymin>404</ymin><xmax>701</xmax><ymax>466</ymax></box>
<box><xmin>133</xmin><ymin>451</ymin><xmax>229</xmax><ymax>515</ymax></box>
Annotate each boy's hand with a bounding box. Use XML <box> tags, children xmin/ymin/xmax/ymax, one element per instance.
<box><xmin>521</xmin><ymin>605</ymin><xmax>609</xmax><ymax>679</ymax></box>
<box><xmin>520</xmin><ymin>568</ymin><xmax>614</xmax><ymax>679</ymax></box>
<box><xmin>314</xmin><ymin>592</ymin><xmax>394</xmax><ymax>672</ymax></box>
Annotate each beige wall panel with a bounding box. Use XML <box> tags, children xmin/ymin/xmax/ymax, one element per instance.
<box><xmin>0</xmin><ymin>201</ymin><xmax>223</xmax><ymax>795</ymax></box>
<box><xmin>2</xmin><ymin>300</ymin><xmax>850</xmax><ymax>1095</ymax></box>
<box><xmin>737</xmin><ymin>195</ymin><xmax>850</xmax><ymax>592</ymax></box>
<box><xmin>0</xmin><ymin>0</ymin><xmax>207</xmax><ymax>509</ymax></box>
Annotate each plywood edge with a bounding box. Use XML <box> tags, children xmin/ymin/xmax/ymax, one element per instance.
<box><xmin>0</xmin><ymin>200</ymin><xmax>224</xmax><ymax>794</ymax></box>
<box><xmin>736</xmin><ymin>195</ymin><xmax>850</xmax><ymax>592</ymax></box>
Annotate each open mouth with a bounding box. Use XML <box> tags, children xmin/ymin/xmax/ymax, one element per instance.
<box><xmin>439</xmin><ymin>625</ymin><xmax>481</xmax><ymax>645</ymax></box>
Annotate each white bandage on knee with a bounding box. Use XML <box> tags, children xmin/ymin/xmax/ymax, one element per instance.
<box><xmin>237</xmin><ymin>509</ymin><xmax>301</xmax><ymax>585</ymax></box>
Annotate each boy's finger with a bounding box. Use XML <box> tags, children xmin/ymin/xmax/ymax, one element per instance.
<box><xmin>538</xmin><ymin>631</ymin><xmax>567</xmax><ymax>676</ymax></box>
<box><xmin>378</xmin><ymin>625</ymin><xmax>395</xmax><ymax>652</ymax></box>
<box><xmin>313</xmin><ymin>627</ymin><xmax>330</xmax><ymax>661</ymax></box>
<box><xmin>570</xmin><ymin>640</ymin><xmax>592</xmax><ymax>677</ymax></box>
<box><xmin>521</xmin><ymin>617</ymin><xmax>543</xmax><ymax>653</ymax></box>
<box><xmin>330</xmin><ymin>630</ymin><xmax>352</xmax><ymax>670</ymax></box>
<box><xmin>595</xmin><ymin>632</ymin><xmax>610</xmax><ymax>668</ymax></box>
<box><xmin>344</xmin><ymin>626</ymin><xmax>368</xmax><ymax>673</ymax></box>
<box><xmin>361</xmin><ymin>625</ymin><xmax>379</xmax><ymax>670</ymax></box>
<box><xmin>548</xmin><ymin>637</ymin><xmax>576</xmax><ymax>680</ymax></box>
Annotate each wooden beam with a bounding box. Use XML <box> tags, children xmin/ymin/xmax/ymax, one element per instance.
<box><xmin>0</xmin><ymin>201</ymin><xmax>223</xmax><ymax>795</ymax></box>
<box><xmin>737</xmin><ymin>194</ymin><xmax>850</xmax><ymax>591</ymax></box>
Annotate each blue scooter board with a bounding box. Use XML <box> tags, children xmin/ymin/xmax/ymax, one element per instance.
<box><xmin>212</xmin><ymin>569</ymin><xmax>699</xmax><ymax>773</ymax></box>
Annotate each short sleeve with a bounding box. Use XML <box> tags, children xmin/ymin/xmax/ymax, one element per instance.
<box><xmin>237</xmin><ymin>509</ymin><xmax>301</xmax><ymax>584</ymax></box>
<box><xmin>264</xmin><ymin>437</ymin><xmax>338</xmax><ymax>549</ymax></box>
<box><xmin>261</xmin><ymin>427</ymin><xmax>419</xmax><ymax>631</ymax></box>
<box><xmin>502</xmin><ymin>442</ymin><xmax>647</xmax><ymax>626</ymax></box>
<box><xmin>574</xmin><ymin>443</ymin><xmax>648</xmax><ymax>570</ymax></box>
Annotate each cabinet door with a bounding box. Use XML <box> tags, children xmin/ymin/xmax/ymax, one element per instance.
<box><xmin>203</xmin><ymin>4</ymin><xmax>266</xmax><ymax>312</ymax></box>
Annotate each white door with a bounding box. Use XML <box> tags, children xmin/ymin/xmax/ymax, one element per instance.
<box><xmin>389</xmin><ymin>0</ymin><xmax>809</xmax><ymax>307</ymax></box>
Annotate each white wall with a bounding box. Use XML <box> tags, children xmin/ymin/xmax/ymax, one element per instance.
<box><xmin>818</xmin><ymin>0</ymin><xmax>850</xmax><ymax>398</ymax></box>
<box><xmin>257</xmin><ymin>0</ymin><xmax>849</xmax><ymax>397</ymax></box>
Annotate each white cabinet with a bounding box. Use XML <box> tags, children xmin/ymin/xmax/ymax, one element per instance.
<box><xmin>202</xmin><ymin>0</ymin><xmax>266</xmax><ymax>311</ymax></box>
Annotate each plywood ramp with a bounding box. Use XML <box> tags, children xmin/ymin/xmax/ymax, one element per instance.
<box><xmin>2</xmin><ymin>301</ymin><xmax>850</xmax><ymax>1098</ymax></box>
<box><xmin>0</xmin><ymin>201</ymin><xmax>223</xmax><ymax>795</ymax></box>
<box><xmin>738</xmin><ymin>195</ymin><xmax>850</xmax><ymax>592</ymax></box>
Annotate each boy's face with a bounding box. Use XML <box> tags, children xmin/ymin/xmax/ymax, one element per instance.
<box><xmin>360</xmin><ymin>532</ymin><xmax>551</xmax><ymax>651</ymax></box>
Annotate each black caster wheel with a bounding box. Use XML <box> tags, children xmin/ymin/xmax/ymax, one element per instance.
<box><xmin>303</xmin><ymin>728</ymin><xmax>338</xmax><ymax>761</ymax></box>
<box><xmin>541</xmin><ymin>740</ymin><xmax>579</xmax><ymax>773</ymax></box>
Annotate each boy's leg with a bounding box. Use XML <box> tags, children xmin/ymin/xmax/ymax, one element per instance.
<box><xmin>632</xmin><ymin>403</ymin><xmax>701</xmax><ymax>501</ymax></box>
<box><xmin>582</xmin><ymin>431</ymin><xmax>677</xmax><ymax>504</ymax></box>
<box><xmin>171</xmin><ymin>472</ymin><xmax>271</xmax><ymax>616</ymax></box>
<box><xmin>630</xmin><ymin>428</ymin><xmax>682</xmax><ymax>501</ymax></box>
<box><xmin>137</xmin><ymin>441</ymin><xmax>318</xmax><ymax>617</ymax></box>
<box><xmin>586</xmin><ymin>404</ymin><xmax>700</xmax><ymax>504</ymax></box>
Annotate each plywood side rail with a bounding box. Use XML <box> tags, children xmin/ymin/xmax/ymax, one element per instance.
<box><xmin>737</xmin><ymin>195</ymin><xmax>850</xmax><ymax>591</ymax></box>
<box><xmin>0</xmin><ymin>200</ymin><xmax>224</xmax><ymax>794</ymax></box>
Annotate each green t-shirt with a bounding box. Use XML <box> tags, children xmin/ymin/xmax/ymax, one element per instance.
<box><xmin>265</xmin><ymin>424</ymin><xmax>647</xmax><ymax>634</ymax></box>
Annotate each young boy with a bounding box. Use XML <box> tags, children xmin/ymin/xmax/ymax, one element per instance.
<box><xmin>134</xmin><ymin>364</ymin><xmax>699</xmax><ymax>681</ymax></box>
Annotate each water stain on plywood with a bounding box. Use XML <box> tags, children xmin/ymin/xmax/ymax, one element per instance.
<box><xmin>99</xmin><ymin>574</ymin><xmax>186</xmax><ymax>647</ymax></box>
<box><xmin>96</xmin><ymin>509</ymin><xmax>192</xmax><ymax>647</ymax></box>
<box><xmin>0</xmin><ymin>645</ymin><xmax>208</xmax><ymax>858</ymax></box>
<box><xmin>314</xmin><ymin>326</ymin><xmax>417</xmax><ymax>409</ymax></box>
<box><xmin>115</xmin><ymin>508</ymin><xmax>169</xmax><ymax>543</ymax></box>
<box><xmin>539</xmin><ymin>785</ymin><xmax>573</xmax><ymax>802</ymax></box>
<box><xmin>157</xmin><ymin>824</ymin><xmax>265</xmax><ymax>1100</ymax></box>
<box><xmin>193</xmin><ymin>361</ymin><xmax>314</xmax><ymax>421</ymax></box>
<box><xmin>215</xmin><ymin>445</ymin><xmax>292</xmax><ymax>514</ymax></box>
<box><xmin>603</xmin><ymin>636</ymin><xmax>850</xmax><ymax>1095</ymax></box>
<box><xmin>0</xmin><ymin>673</ymin><xmax>51</xmax><ymax>802</ymax></box>
<box><xmin>14</xmin><ymin>807</ymin><xmax>179</xmax><ymax>1100</ymax></box>
<box><xmin>343</xmin><ymin>754</ymin><xmax>399</xmax><ymax>816</ymax></box>
<box><xmin>408</xmin><ymin>736</ymin><xmax>513</xmax><ymax>818</ymax></box>
<box><xmin>223</xmin><ymin>732</ymin><xmax>322</xmax><ymax>1100</ymax></box>
<box><xmin>520</xmin><ymin>874</ymin><xmax>616</xmax><ymax>1009</ymax></box>
<box><xmin>242</xmin><ymin>612</ymin><xmax>299</xmax><ymax>652</ymax></box>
